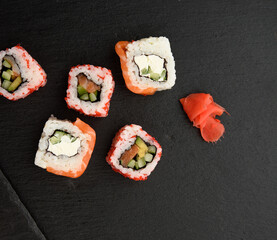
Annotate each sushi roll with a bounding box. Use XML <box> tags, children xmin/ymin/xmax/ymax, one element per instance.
<box><xmin>65</xmin><ymin>64</ymin><xmax>115</xmax><ymax>117</ymax></box>
<box><xmin>35</xmin><ymin>116</ymin><xmax>96</xmax><ymax>178</ymax></box>
<box><xmin>115</xmin><ymin>36</ymin><xmax>176</xmax><ymax>95</ymax></box>
<box><xmin>0</xmin><ymin>45</ymin><xmax>46</xmax><ymax>100</ymax></box>
<box><xmin>106</xmin><ymin>124</ymin><xmax>162</xmax><ymax>181</ymax></box>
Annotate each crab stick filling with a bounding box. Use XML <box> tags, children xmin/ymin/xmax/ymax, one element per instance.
<box><xmin>76</xmin><ymin>73</ymin><xmax>101</xmax><ymax>102</ymax></box>
<box><xmin>47</xmin><ymin>130</ymin><xmax>81</xmax><ymax>157</ymax></box>
<box><xmin>120</xmin><ymin>136</ymin><xmax>157</xmax><ymax>170</ymax></box>
<box><xmin>1</xmin><ymin>56</ymin><xmax>22</xmax><ymax>92</ymax></box>
<box><xmin>134</xmin><ymin>54</ymin><xmax>167</xmax><ymax>82</ymax></box>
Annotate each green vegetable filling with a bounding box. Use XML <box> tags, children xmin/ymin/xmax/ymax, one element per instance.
<box><xmin>80</xmin><ymin>93</ymin><xmax>89</xmax><ymax>101</ymax></box>
<box><xmin>2</xmin><ymin>71</ymin><xmax>11</xmax><ymax>81</ymax></box>
<box><xmin>77</xmin><ymin>85</ymin><xmax>87</xmax><ymax>96</ymax></box>
<box><xmin>8</xmin><ymin>76</ymin><xmax>22</xmax><ymax>92</ymax></box>
<box><xmin>49</xmin><ymin>130</ymin><xmax>77</xmax><ymax>145</ymax></box>
<box><xmin>1</xmin><ymin>57</ymin><xmax>22</xmax><ymax>92</ymax></box>
<box><xmin>77</xmin><ymin>84</ymin><xmax>99</xmax><ymax>103</ymax></box>
<box><xmin>150</xmin><ymin>73</ymin><xmax>160</xmax><ymax>81</ymax></box>
<box><xmin>2</xmin><ymin>80</ymin><xmax>11</xmax><ymax>90</ymax></box>
<box><xmin>138</xmin><ymin>59</ymin><xmax>167</xmax><ymax>81</ymax></box>
<box><xmin>3</xmin><ymin>60</ymin><xmax>11</xmax><ymax>68</ymax></box>
<box><xmin>121</xmin><ymin>136</ymin><xmax>157</xmax><ymax>170</ymax></box>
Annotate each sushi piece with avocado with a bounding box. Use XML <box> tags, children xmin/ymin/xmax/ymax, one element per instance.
<box><xmin>0</xmin><ymin>45</ymin><xmax>47</xmax><ymax>100</ymax></box>
<box><xmin>106</xmin><ymin>124</ymin><xmax>162</xmax><ymax>181</ymax></box>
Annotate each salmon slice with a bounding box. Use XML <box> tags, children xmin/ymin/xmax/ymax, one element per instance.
<box><xmin>115</xmin><ymin>41</ymin><xmax>157</xmax><ymax>95</ymax></box>
<box><xmin>180</xmin><ymin>93</ymin><xmax>228</xmax><ymax>143</ymax></box>
<box><xmin>47</xmin><ymin>118</ymin><xmax>96</xmax><ymax>178</ymax></box>
<box><xmin>120</xmin><ymin>144</ymin><xmax>139</xmax><ymax>167</ymax></box>
<box><xmin>77</xmin><ymin>73</ymin><xmax>101</xmax><ymax>93</ymax></box>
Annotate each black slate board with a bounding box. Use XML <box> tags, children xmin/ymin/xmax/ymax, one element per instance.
<box><xmin>0</xmin><ymin>1</ymin><xmax>276</xmax><ymax>240</ymax></box>
<box><xmin>0</xmin><ymin>169</ymin><xmax>46</xmax><ymax>240</ymax></box>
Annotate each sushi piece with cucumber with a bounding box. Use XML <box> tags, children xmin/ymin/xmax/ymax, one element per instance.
<box><xmin>106</xmin><ymin>124</ymin><xmax>162</xmax><ymax>181</ymax></box>
<box><xmin>115</xmin><ymin>36</ymin><xmax>176</xmax><ymax>95</ymax></box>
<box><xmin>0</xmin><ymin>45</ymin><xmax>47</xmax><ymax>100</ymax></box>
<box><xmin>65</xmin><ymin>64</ymin><xmax>115</xmax><ymax>117</ymax></box>
<box><xmin>34</xmin><ymin>115</ymin><xmax>96</xmax><ymax>178</ymax></box>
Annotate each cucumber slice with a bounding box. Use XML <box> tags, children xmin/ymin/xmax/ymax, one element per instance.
<box><xmin>137</xmin><ymin>158</ymin><xmax>146</xmax><ymax>168</ymax></box>
<box><xmin>127</xmin><ymin>159</ymin><xmax>136</xmax><ymax>168</ymax></box>
<box><xmin>150</xmin><ymin>73</ymin><xmax>160</xmax><ymax>81</ymax></box>
<box><xmin>89</xmin><ymin>92</ymin><xmax>97</xmax><ymax>102</ymax></box>
<box><xmin>94</xmin><ymin>90</ymin><xmax>98</xmax><ymax>97</ymax></box>
<box><xmin>2</xmin><ymin>80</ymin><xmax>11</xmax><ymax>90</ymax></box>
<box><xmin>2</xmin><ymin>71</ymin><xmax>11</xmax><ymax>81</ymax></box>
<box><xmin>3</xmin><ymin>60</ymin><xmax>11</xmax><ymax>68</ymax></box>
<box><xmin>144</xmin><ymin>153</ymin><xmax>153</xmax><ymax>163</ymax></box>
<box><xmin>54</xmin><ymin>130</ymin><xmax>66</xmax><ymax>139</ymax></box>
<box><xmin>161</xmin><ymin>70</ymin><xmax>166</xmax><ymax>80</ymax></box>
<box><xmin>148</xmin><ymin>145</ymin><xmax>156</xmax><ymax>154</ymax></box>
<box><xmin>80</xmin><ymin>93</ymin><xmax>89</xmax><ymax>101</ymax></box>
<box><xmin>77</xmin><ymin>85</ymin><xmax>88</xmax><ymax>96</ymax></box>
<box><xmin>7</xmin><ymin>76</ymin><xmax>22</xmax><ymax>92</ymax></box>
<box><xmin>135</xmin><ymin>162</ymin><xmax>139</xmax><ymax>170</ymax></box>
<box><xmin>6</xmin><ymin>69</ymin><xmax>13</xmax><ymax>76</ymax></box>
<box><xmin>66</xmin><ymin>133</ymin><xmax>76</xmax><ymax>143</ymax></box>
<box><xmin>141</xmin><ymin>68</ymin><xmax>148</xmax><ymax>75</ymax></box>
<box><xmin>49</xmin><ymin>136</ymin><xmax>60</xmax><ymax>145</ymax></box>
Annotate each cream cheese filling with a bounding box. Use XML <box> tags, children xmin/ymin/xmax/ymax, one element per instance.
<box><xmin>134</xmin><ymin>55</ymin><xmax>166</xmax><ymax>82</ymax></box>
<box><xmin>48</xmin><ymin>135</ymin><xmax>81</xmax><ymax>157</ymax></box>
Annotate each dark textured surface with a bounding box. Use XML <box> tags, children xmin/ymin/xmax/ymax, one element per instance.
<box><xmin>0</xmin><ymin>1</ymin><xmax>276</xmax><ymax>240</ymax></box>
<box><xmin>0</xmin><ymin>169</ymin><xmax>46</xmax><ymax>240</ymax></box>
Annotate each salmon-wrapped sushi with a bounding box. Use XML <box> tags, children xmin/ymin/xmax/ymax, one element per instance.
<box><xmin>65</xmin><ymin>64</ymin><xmax>115</xmax><ymax>117</ymax></box>
<box><xmin>0</xmin><ymin>45</ymin><xmax>46</xmax><ymax>100</ymax></box>
<box><xmin>106</xmin><ymin>124</ymin><xmax>162</xmax><ymax>181</ymax></box>
<box><xmin>35</xmin><ymin>116</ymin><xmax>96</xmax><ymax>178</ymax></box>
<box><xmin>115</xmin><ymin>36</ymin><xmax>176</xmax><ymax>95</ymax></box>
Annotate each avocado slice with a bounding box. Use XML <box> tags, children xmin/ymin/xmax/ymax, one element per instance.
<box><xmin>7</xmin><ymin>76</ymin><xmax>22</xmax><ymax>92</ymax></box>
<box><xmin>135</xmin><ymin>136</ymin><xmax>148</xmax><ymax>158</ymax></box>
